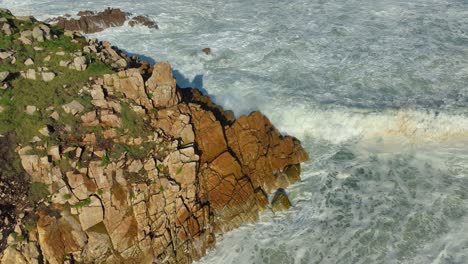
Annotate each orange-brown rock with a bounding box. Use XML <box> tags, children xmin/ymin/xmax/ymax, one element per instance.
<box><xmin>188</xmin><ymin>104</ymin><xmax>227</xmax><ymax>163</ymax></box>
<box><xmin>226</xmin><ymin>111</ymin><xmax>309</xmax><ymax>193</ymax></box>
<box><xmin>36</xmin><ymin>211</ymin><xmax>87</xmax><ymax>264</ymax></box>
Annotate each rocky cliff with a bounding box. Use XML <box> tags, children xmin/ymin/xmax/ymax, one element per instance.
<box><xmin>0</xmin><ymin>9</ymin><xmax>308</xmax><ymax>264</ymax></box>
<box><xmin>46</xmin><ymin>8</ymin><xmax>158</xmax><ymax>34</ymax></box>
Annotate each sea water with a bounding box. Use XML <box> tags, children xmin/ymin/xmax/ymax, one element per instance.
<box><xmin>2</xmin><ymin>0</ymin><xmax>468</xmax><ymax>263</ymax></box>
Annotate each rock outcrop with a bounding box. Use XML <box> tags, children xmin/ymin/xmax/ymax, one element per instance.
<box><xmin>47</xmin><ymin>8</ymin><xmax>158</xmax><ymax>33</ymax></box>
<box><xmin>0</xmin><ymin>9</ymin><xmax>309</xmax><ymax>264</ymax></box>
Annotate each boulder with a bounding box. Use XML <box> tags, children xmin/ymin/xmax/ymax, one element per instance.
<box><xmin>47</xmin><ymin>146</ymin><xmax>61</xmax><ymax>161</ymax></box>
<box><xmin>62</xmin><ymin>100</ymin><xmax>85</xmax><ymax>115</ymax></box>
<box><xmin>19</xmin><ymin>31</ymin><xmax>32</xmax><ymax>45</ymax></box>
<box><xmin>24</xmin><ymin>58</ymin><xmax>34</xmax><ymax>65</ymax></box>
<box><xmin>53</xmin><ymin>8</ymin><xmax>127</xmax><ymax>33</ymax></box>
<box><xmin>0</xmin><ymin>71</ymin><xmax>8</xmax><ymax>82</ymax></box>
<box><xmin>111</xmin><ymin>69</ymin><xmax>152</xmax><ymax>108</ymax></box>
<box><xmin>0</xmin><ymin>51</ymin><xmax>13</xmax><ymax>60</ymax></box>
<box><xmin>73</xmin><ymin>56</ymin><xmax>88</xmax><ymax>71</ymax></box>
<box><xmin>202</xmin><ymin>48</ymin><xmax>211</xmax><ymax>55</ymax></box>
<box><xmin>41</xmin><ymin>72</ymin><xmax>56</xmax><ymax>82</ymax></box>
<box><xmin>146</xmin><ymin>62</ymin><xmax>179</xmax><ymax>108</ymax></box>
<box><xmin>25</xmin><ymin>105</ymin><xmax>37</xmax><ymax>115</ymax></box>
<box><xmin>2</xmin><ymin>22</ymin><xmax>12</xmax><ymax>35</ymax></box>
<box><xmin>24</xmin><ymin>69</ymin><xmax>36</xmax><ymax>80</ymax></box>
<box><xmin>128</xmin><ymin>15</ymin><xmax>158</xmax><ymax>29</ymax></box>
<box><xmin>32</xmin><ymin>26</ymin><xmax>45</xmax><ymax>42</ymax></box>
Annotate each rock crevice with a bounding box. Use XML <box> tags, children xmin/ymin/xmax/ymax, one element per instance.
<box><xmin>0</xmin><ymin>10</ymin><xmax>308</xmax><ymax>264</ymax></box>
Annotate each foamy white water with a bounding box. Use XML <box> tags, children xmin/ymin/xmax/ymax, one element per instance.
<box><xmin>3</xmin><ymin>0</ymin><xmax>468</xmax><ymax>263</ymax></box>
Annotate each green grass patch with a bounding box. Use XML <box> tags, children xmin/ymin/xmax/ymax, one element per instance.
<box><xmin>120</xmin><ymin>102</ymin><xmax>147</xmax><ymax>137</ymax></box>
<box><xmin>176</xmin><ymin>165</ymin><xmax>184</xmax><ymax>175</ymax></box>
<box><xmin>38</xmin><ymin>34</ymin><xmax>80</xmax><ymax>52</ymax></box>
<box><xmin>73</xmin><ymin>197</ymin><xmax>91</xmax><ymax>209</ymax></box>
<box><xmin>110</xmin><ymin>143</ymin><xmax>156</xmax><ymax>160</ymax></box>
<box><xmin>100</xmin><ymin>155</ymin><xmax>110</xmax><ymax>166</ymax></box>
<box><xmin>28</xmin><ymin>182</ymin><xmax>50</xmax><ymax>203</ymax></box>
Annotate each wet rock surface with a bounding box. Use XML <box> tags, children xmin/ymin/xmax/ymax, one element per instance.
<box><xmin>47</xmin><ymin>8</ymin><xmax>158</xmax><ymax>33</ymax></box>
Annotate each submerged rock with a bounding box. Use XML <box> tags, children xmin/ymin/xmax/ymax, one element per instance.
<box><xmin>271</xmin><ymin>188</ymin><xmax>292</xmax><ymax>212</ymax></box>
<box><xmin>128</xmin><ymin>15</ymin><xmax>158</xmax><ymax>29</ymax></box>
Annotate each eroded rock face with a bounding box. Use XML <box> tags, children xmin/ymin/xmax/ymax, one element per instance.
<box><xmin>48</xmin><ymin>8</ymin><xmax>158</xmax><ymax>33</ymax></box>
<box><xmin>1</xmin><ymin>12</ymin><xmax>308</xmax><ymax>263</ymax></box>
<box><xmin>53</xmin><ymin>8</ymin><xmax>127</xmax><ymax>34</ymax></box>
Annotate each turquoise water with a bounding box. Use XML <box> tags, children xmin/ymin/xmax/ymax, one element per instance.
<box><xmin>3</xmin><ymin>0</ymin><xmax>468</xmax><ymax>263</ymax></box>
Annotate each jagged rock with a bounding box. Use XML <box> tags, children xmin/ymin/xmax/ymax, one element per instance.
<box><xmin>19</xmin><ymin>30</ymin><xmax>33</xmax><ymax>45</ymax></box>
<box><xmin>147</xmin><ymin>62</ymin><xmax>180</xmax><ymax>108</ymax></box>
<box><xmin>56</xmin><ymin>51</ymin><xmax>65</xmax><ymax>56</ymax></box>
<box><xmin>41</xmin><ymin>72</ymin><xmax>55</xmax><ymax>82</ymax></box>
<box><xmin>43</xmin><ymin>55</ymin><xmax>51</xmax><ymax>62</ymax></box>
<box><xmin>156</xmin><ymin>105</ymin><xmax>194</xmax><ymax>145</ymax></box>
<box><xmin>2</xmin><ymin>22</ymin><xmax>12</xmax><ymax>35</ymax></box>
<box><xmin>202</xmin><ymin>48</ymin><xmax>211</xmax><ymax>55</ymax></box>
<box><xmin>226</xmin><ymin>111</ymin><xmax>309</xmax><ymax>193</ymax></box>
<box><xmin>189</xmin><ymin>105</ymin><xmax>227</xmax><ymax>163</ymax></box>
<box><xmin>39</xmin><ymin>24</ymin><xmax>51</xmax><ymax>39</ymax></box>
<box><xmin>62</xmin><ymin>100</ymin><xmax>84</xmax><ymax>115</ymax></box>
<box><xmin>53</xmin><ymin>8</ymin><xmax>127</xmax><ymax>34</ymax></box>
<box><xmin>271</xmin><ymin>188</ymin><xmax>291</xmax><ymax>212</ymax></box>
<box><xmin>1</xmin><ymin>246</ymin><xmax>27</xmax><ymax>264</ymax></box>
<box><xmin>32</xmin><ymin>26</ymin><xmax>45</xmax><ymax>42</ymax></box>
<box><xmin>50</xmin><ymin>8</ymin><xmax>158</xmax><ymax>33</ymax></box>
<box><xmin>128</xmin><ymin>15</ymin><xmax>158</xmax><ymax>29</ymax></box>
<box><xmin>37</xmin><ymin>211</ymin><xmax>88</xmax><ymax>264</ymax></box>
<box><xmin>110</xmin><ymin>69</ymin><xmax>152</xmax><ymax>108</ymax></box>
<box><xmin>24</xmin><ymin>58</ymin><xmax>34</xmax><ymax>65</ymax></box>
<box><xmin>81</xmin><ymin>228</ymin><xmax>112</xmax><ymax>263</ymax></box>
<box><xmin>1</xmin><ymin>11</ymin><xmax>309</xmax><ymax>264</ymax></box>
<box><xmin>22</xmin><ymin>242</ymin><xmax>40</xmax><ymax>263</ymax></box>
<box><xmin>0</xmin><ymin>71</ymin><xmax>8</xmax><ymax>82</ymax></box>
<box><xmin>47</xmin><ymin>146</ymin><xmax>61</xmax><ymax>161</ymax></box>
<box><xmin>0</xmin><ymin>106</ymin><xmax>4</xmax><ymax>113</ymax></box>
